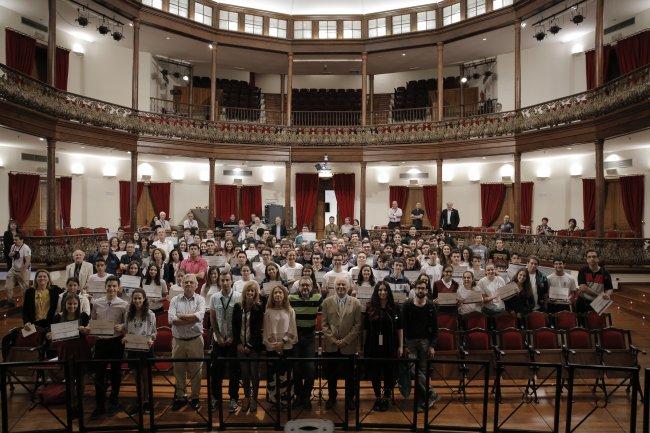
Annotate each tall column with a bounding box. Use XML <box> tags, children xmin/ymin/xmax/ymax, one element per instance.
<box><xmin>208</xmin><ymin>157</ymin><xmax>216</xmax><ymax>226</ymax></box>
<box><xmin>280</xmin><ymin>74</ymin><xmax>285</xmax><ymax>125</ymax></box>
<box><xmin>514</xmin><ymin>19</ymin><xmax>521</xmax><ymax>110</ymax></box>
<box><xmin>369</xmin><ymin>75</ymin><xmax>375</xmax><ymax>125</ymax></box>
<box><xmin>595</xmin><ymin>139</ymin><xmax>605</xmax><ymax>237</ymax></box>
<box><xmin>436</xmin><ymin>159</ymin><xmax>443</xmax><ymax>222</ymax></box>
<box><xmin>188</xmin><ymin>65</ymin><xmax>194</xmax><ymax>118</ymax></box>
<box><xmin>130</xmin><ymin>151</ymin><xmax>138</xmax><ymax>230</ymax></box>
<box><xmin>360</xmin><ymin>162</ymin><xmax>367</xmax><ymax>228</ymax></box>
<box><xmin>287</xmin><ymin>53</ymin><xmax>293</xmax><ymax>126</ymax></box>
<box><xmin>46</xmin><ymin>139</ymin><xmax>56</xmax><ymax>236</ymax></box>
<box><xmin>47</xmin><ymin>0</ymin><xmax>56</xmax><ymax>86</ymax></box>
<box><xmin>436</xmin><ymin>42</ymin><xmax>444</xmax><ymax>121</ymax></box>
<box><xmin>132</xmin><ymin>18</ymin><xmax>140</xmax><ymax>110</ymax></box>
<box><xmin>361</xmin><ymin>52</ymin><xmax>368</xmax><ymax>126</ymax></box>
<box><xmin>210</xmin><ymin>43</ymin><xmax>218</xmax><ymax>121</ymax></box>
<box><xmin>595</xmin><ymin>0</ymin><xmax>605</xmax><ymax>87</ymax></box>
<box><xmin>285</xmin><ymin>161</ymin><xmax>292</xmax><ymax>226</ymax></box>
<box><xmin>513</xmin><ymin>152</ymin><xmax>522</xmax><ymax>234</ymax></box>
<box><xmin>459</xmin><ymin>64</ymin><xmax>465</xmax><ymax>117</ymax></box>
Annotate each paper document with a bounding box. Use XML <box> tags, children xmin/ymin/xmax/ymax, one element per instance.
<box><xmin>89</xmin><ymin>319</ymin><xmax>114</xmax><ymax>336</ymax></box>
<box><xmin>590</xmin><ymin>293</ymin><xmax>613</xmax><ymax>315</ymax></box>
<box><xmin>436</xmin><ymin>292</ymin><xmax>458</xmax><ymax>306</ymax></box>
<box><xmin>50</xmin><ymin>321</ymin><xmax>80</xmax><ymax>342</ymax></box>
<box><xmin>497</xmin><ymin>282</ymin><xmax>520</xmax><ymax>300</ymax></box>
<box><xmin>125</xmin><ymin>334</ymin><xmax>151</xmax><ymax>351</ymax></box>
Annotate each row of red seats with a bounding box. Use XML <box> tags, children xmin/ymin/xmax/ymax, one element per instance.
<box><xmin>22</xmin><ymin>227</ymin><xmax>108</xmax><ymax>237</ymax></box>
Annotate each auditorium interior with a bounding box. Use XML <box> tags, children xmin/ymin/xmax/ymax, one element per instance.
<box><xmin>0</xmin><ymin>0</ymin><xmax>649</xmax><ymax>431</ymax></box>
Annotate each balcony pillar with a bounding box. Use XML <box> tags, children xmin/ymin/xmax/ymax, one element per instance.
<box><xmin>130</xmin><ymin>150</ymin><xmax>138</xmax><ymax>231</ymax></box>
<box><xmin>595</xmin><ymin>139</ymin><xmax>605</xmax><ymax>237</ymax></box>
<box><xmin>595</xmin><ymin>0</ymin><xmax>605</xmax><ymax>87</ymax></box>
<box><xmin>514</xmin><ymin>19</ymin><xmax>521</xmax><ymax>110</ymax></box>
<box><xmin>513</xmin><ymin>152</ymin><xmax>522</xmax><ymax>233</ymax></box>
<box><xmin>188</xmin><ymin>64</ymin><xmax>194</xmax><ymax>118</ymax></box>
<box><xmin>361</xmin><ymin>52</ymin><xmax>368</xmax><ymax>126</ymax></box>
<box><xmin>436</xmin><ymin>42</ymin><xmax>444</xmax><ymax>121</ymax></box>
<box><xmin>287</xmin><ymin>53</ymin><xmax>293</xmax><ymax>126</ymax></box>
<box><xmin>369</xmin><ymin>75</ymin><xmax>374</xmax><ymax>125</ymax></box>
<box><xmin>459</xmin><ymin>63</ymin><xmax>465</xmax><ymax>117</ymax></box>
<box><xmin>132</xmin><ymin>18</ymin><xmax>140</xmax><ymax>110</ymax></box>
<box><xmin>360</xmin><ymin>162</ymin><xmax>366</xmax><ymax>228</ymax></box>
<box><xmin>46</xmin><ymin>139</ymin><xmax>56</xmax><ymax>236</ymax></box>
<box><xmin>208</xmin><ymin>157</ymin><xmax>215</xmax><ymax>227</ymax></box>
<box><xmin>436</xmin><ymin>159</ymin><xmax>443</xmax><ymax>224</ymax></box>
<box><xmin>47</xmin><ymin>0</ymin><xmax>56</xmax><ymax>87</ymax></box>
<box><xmin>285</xmin><ymin>161</ymin><xmax>292</xmax><ymax>226</ymax></box>
<box><xmin>280</xmin><ymin>74</ymin><xmax>285</xmax><ymax>125</ymax></box>
<box><xmin>210</xmin><ymin>43</ymin><xmax>218</xmax><ymax>121</ymax></box>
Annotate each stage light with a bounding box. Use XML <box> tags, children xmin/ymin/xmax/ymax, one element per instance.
<box><xmin>460</xmin><ymin>76</ymin><xmax>468</xmax><ymax>84</ymax></box>
<box><xmin>97</xmin><ymin>20</ymin><xmax>110</xmax><ymax>35</ymax></box>
<box><xmin>472</xmin><ymin>72</ymin><xmax>481</xmax><ymax>80</ymax></box>
<box><xmin>76</xmin><ymin>16</ymin><xmax>89</xmax><ymax>27</ymax></box>
<box><xmin>534</xmin><ymin>30</ymin><xmax>546</xmax><ymax>41</ymax></box>
<box><xmin>112</xmin><ymin>26</ymin><xmax>124</xmax><ymax>41</ymax></box>
<box><xmin>570</xmin><ymin>5</ymin><xmax>584</xmax><ymax>25</ymax></box>
<box><xmin>548</xmin><ymin>19</ymin><xmax>562</xmax><ymax>35</ymax></box>
<box><xmin>182</xmin><ymin>75</ymin><xmax>189</xmax><ymax>81</ymax></box>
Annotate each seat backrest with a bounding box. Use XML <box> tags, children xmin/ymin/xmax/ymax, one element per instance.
<box><xmin>584</xmin><ymin>311</ymin><xmax>611</xmax><ymax>330</ymax></box>
<box><xmin>464</xmin><ymin>329</ymin><xmax>490</xmax><ymax>351</ymax></box>
<box><xmin>526</xmin><ymin>312</ymin><xmax>549</xmax><ymax>330</ymax></box>
<box><xmin>494</xmin><ymin>312</ymin><xmax>517</xmax><ymax>331</ymax></box>
<box><xmin>566</xmin><ymin>327</ymin><xmax>595</xmax><ymax>350</ymax></box>
<box><xmin>554</xmin><ymin>311</ymin><xmax>578</xmax><ymax>330</ymax></box>
<box><xmin>437</xmin><ymin>312</ymin><xmax>458</xmax><ymax>331</ymax></box>
<box><xmin>435</xmin><ymin>329</ymin><xmax>458</xmax><ymax>351</ymax></box>
<box><xmin>464</xmin><ymin>312</ymin><xmax>487</xmax><ymax>330</ymax></box>
<box><xmin>498</xmin><ymin>328</ymin><xmax>526</xmax><ymax>351</ymax></box>
<box><xmin>153</xmin><ymin>326</ymin><xmax>173</xmax><ymax>354</ymax></box>
<box><xmin>532</xmin><ymin>328</ymin><xmax>562</xmax><ymax>350</ymax></box>
<box><xmin>598</xmin><ymin>328</ymin><xmax>628</xmax><ymax>350</ymax></box>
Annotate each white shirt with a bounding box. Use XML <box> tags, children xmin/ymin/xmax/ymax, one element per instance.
<box><xmin>323</xmin><ymin>269</ymin><xmax>353</xmax><ymax>289</ymax></box>
<box><xmin>388</xmin><ymin>207</ymin><xmax>403</xmax><ymax>223</ymax></box>
<box><xmin>477</xmin><ymin>276</ymin><xmax>506</xmax><ymax>310</ymax></box>
<box><xmin>168</xmin><ymin>293</ymin><xmax>205</xmax><ymax>339</ymax></box>
<box><xmin>201</xmin><ymin>284</ymin><xmax>221</xmax><ymax>308</ymax></box>
<box><xmin>421</xmin><ymin>261</ymin><xmax>442</xmax><ymax>282</ymax></box>
<box><xmin>529</xmin><ymin>272</ymin><xmax>539</xmax><ymax>308</ymax></box>
<box><xmin>340</xmin><ymin>224</ymin><xmax>353</xmax><ymax>235</ymax></box>
<box><xmin>57</xmin><ymin>291</ymin><xmax>91</xmax><ymax>316</ymax></box>
<box><xmin>152</xmin><ymin>239</ymin><xmax>175</xmax><ymax>257</ymax></box>
<box><xmin>183</xmin><ymin>219</ymin><xmax>199</xmax><ymax>230</ymax></box>
<box><xmin>447</xmin><ymin>209</ymin><xmax>452</xmax><ymax>224</ymax></box>
<box><xmin>9</xmin><ymin>243</ymin><xmax>31</xmax><ymax>271</ymax></box>
<box><xmin>457</xmin><ymin>286</ymin><xmax>483</xmax><ymax>315</ymax></box>
<box><xmin>548</xmin><ymin>273</ymin><xmax>577</xmax><ymax>296</ymax></box>
<box><xmin>280</xmin><ymin>263</ymin><xmax>303</xmax><ymax>282</ymax></box>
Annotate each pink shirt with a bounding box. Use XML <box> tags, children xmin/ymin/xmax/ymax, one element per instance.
<box><xmin>180</xmin><ymin>256</ymin><xmax>208</xmax><ymax>276</ymax></box>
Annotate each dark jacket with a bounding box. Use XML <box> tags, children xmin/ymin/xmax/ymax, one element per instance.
<box><xmin>270</xmin><ymin>224</ymin><xmax>288</xmax><ymax>239</ymax></box>
<box><xmin>3</xmin><ymin>230</ymin><xmax>16</xmax><ymax>260</ymax></box>
<box><xmin>439</xmin><ymin>208</ymin><xmax>460</xmax><ymax>231</ymax></box>
<box><xmin>89</xmin><ymin>251</ymin><xmax>121</xmax><ymax>275</ymax></box>
<box><xmin>531</xmin><ymin>271</ymin><xmax>549</xmax><ymax>310</ymax></box>
<box><xmin>164</xmin><ymin>262</ymin><xmax>179</xmax><ymax>285</ymax></box>
<box><xmin>232</xmin><ymin>302</ymin><xmax>264</xmax><ymax>351</ymax></box>
<box><xmin>23</xmin><ymin>286</ymin><xmax>62</xmax><ymax>328</ymax></box>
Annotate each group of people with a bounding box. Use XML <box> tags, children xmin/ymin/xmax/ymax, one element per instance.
<box><xmin>3</xmin><ymin>213</ymin><xmax>613</xmax><ymax>419</ymax></box>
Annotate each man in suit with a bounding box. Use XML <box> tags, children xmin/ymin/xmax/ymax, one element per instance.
<box><xmin>234</xmin><ymin>219</ymin><xmax>248</xmax><ymax>245</ymax></box>
<box><xmin>321</xmin><ymin>276</ymin><xmax>362</xmax><ymax>410</ymax></box>
<box><xmin>439</xmin><ymin>202</ymin><xmax>460</xmax><ymax>231</ymax></box>
<box><xmin>65</xmin><ymin>249</ymin><xmax>94</xmax><ymax>289</ymax></box>
<box><xmin>270</xmin><ymin>216</ymin><xmax>288</xmax><ymax>240</ymax></box>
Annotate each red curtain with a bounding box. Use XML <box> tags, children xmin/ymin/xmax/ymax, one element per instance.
<box><xmin>620</xmin><ymin>175</ymin><xmax>644</xmax><ymax>236</ymax></box>
<box><xmin>585</xmin><ymin>45</ymin><xmax>614</xmax><ymax>90</ymax></box>
<box><xmin>616</xmin><ymin>30</ymin><xmax>650</xmax><ymax>75</ymax></box>
<box><xmin>241</xmin><ymin>185</ymin><xmax>262</xmax><ymax>222</ymax></box>
<box><xmin>295</xmin><ymin>174</ymin><xmax>319</xmax><ymax>229</ymax></box>
<box><xmin>214</xmin><ymin>184</ymin><xmax>238</xmax><ymax>222</ymax></box>
<box><xmin>333</xmin><ymin>173</ymin><xmax>355</xmax><ymax>223</ymax></box>
<box><xmin>149</xmin><ymin>182</ymin><xmax>171</xmax><ymax>216</ymax></box>
<box><xmin>59</xmin><ymin>176</ymin><xmax>72</xmax><ymax>228</ymax></box>
<box><xmin>389</xmin><ymin>186</ymin><xmax>409</xmax><ymax>210</ymax></box>
<box><xmin>480</xmin><ymin>183</ymin><xmax>506</xmax><ymax>227</ymax></box>
<box><xmin>55</xmin><ymin>47</ymin><xmax>69</xmax><ymax>91</ymax></box>
<box><xmin>118</xmin><ymin>181</ymin><xmax>144</xmax><ymax>227</ymax></box>
<box><xmin>422</xmin><ymin>185</ymin><xmax>437</xmax><ymax>228</ymax></box>
<box><xmin>582</xmin><ymin>178</ymin><xmax>596</xmax><ymax>230</ymax></box>
<box><xmin>5</xmin><ymin>29</ymin><xmax>36</xmax><ymax>75</ymax></box>
<box><xmin>520</xmin><ymin>182</ymin><xmax>534</xmax><ymax>227</ymax></box>
<box><xmin>8</xmin><ymin>173</ymin><xmax>40</xmax><ymax>227</ymax></box>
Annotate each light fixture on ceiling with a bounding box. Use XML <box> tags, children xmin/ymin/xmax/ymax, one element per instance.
<box><xmin>534</xmin><ymin>24</ymin><xmax>546</xmax><ymax>41</ymax></box>
<box><xmin>460</xmin><ymin>76</ymin><xmax>468</xmax><ymax>84</ymax></box>
<box><xmin>548</xmin><ymin>18</ymin><xmax>562</xmax><ymax>35</ymax></box>
<box><xmin>521</xmin><ymin>22</ymin><xmax>527</xmax><ymax>28</ymax></box>
<box><xmin>570</xmin><ymin>5</ymin><xmax>585</xmax><ymax>25</ymax></box>
<box><xmin>112</xmin><ymin>25</ymin><xmax>124</xmax><ymax>41</ymax></box>
<box><xmin>182</xmin><ymin>75</ymin><xmax>189</xmax><ymax>82</ymax></box>
<box><xmin>97</xmin><ymin>19</ymin><xmax>111</xmax><ymax>36</ymax></box>
<box><xmin>315</xmin><ymin>154</ymin><xmax>333</xmax><ymax>178</ymax></box>
<box><xmin>165</xmin><ymin>36</ymin><xmax>171</xmax><ymax>40</ymax></box>
<box><xmin>75</xmin><ymin>8</ymin><xmax>89</xmax><ymax>27</ymax></box>
<box><xmin>482</xmin><ymin>37</ymin><xmax>487</xmax><ymax>41</ymax></box>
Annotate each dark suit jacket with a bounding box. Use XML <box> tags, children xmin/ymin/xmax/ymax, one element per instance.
<box><xmin>232</xmin><ymin>303</ymin><xmax>264</xmax><ymax>351</ymax></box>
<box><xmin>23</xmin><ymin>286</ymin><xmax>61</xmax><ymax>327</ymax></box>
<box><xmin>439</xmin><ymin>209</ymin><xmax>460</xmax><ymax>230</ymax></box>
<box><xmin>270</xmin><ymin>224</ymin><xmax>287</xmax><ymax>238</ymax></box>
<box><xmin>532</xmin><ymin>271</ymin><xmax>550</xmax><ymax>310</ymax></box>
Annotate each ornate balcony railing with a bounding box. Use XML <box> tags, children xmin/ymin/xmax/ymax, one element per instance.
<box><xmin>0</xmin><ymin>63</ymin><xmax>648</xmax><ymax>146</ymax></box>
<box><xmin>149</xmin><ymin>97</ymin><xmax>210</xmax><ymax>119</ymax></box>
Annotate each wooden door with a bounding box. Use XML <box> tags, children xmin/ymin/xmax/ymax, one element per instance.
<box><xmin>494</xmin><ymin>185</ymin><xmax>514</xmax><ymax>227</ymax></box>
<box><xmin>137</xmin><ymin>186</ymin><xmax>156</xmax><ymax>229</ymax></box>
<box><xmin>604</xmin><ymin>179</ymin><xmax>630</xmax><ymax>231</ymax></box>
<box><xmin>315</xmin><ymin>179</ymin><xmax>332</xmax><ymax>239</ymax></box>
<box><xmin>403</xmin><ymin>187</ymin><xmax>432</xmax><ymax>228</ymax></box>
<box><xmin>24</xmin><ymin>179</ymin><xmax>62</xmax><ymax>231</ymax></box>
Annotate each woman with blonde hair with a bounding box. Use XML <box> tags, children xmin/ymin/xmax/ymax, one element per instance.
<box><xmin>232</xmin><ymin>281</ymin><xmax>264</xmax><ymax>412</ymax></box>
<box><xmin>263</xmin><ymin>285</ymin><xmax>297</xmax><ymax>408</ymax></box>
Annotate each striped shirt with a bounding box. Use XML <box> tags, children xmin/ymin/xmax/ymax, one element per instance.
<box><xmin>288</xmin><ymin>293</ymin><xmax>322</xmax><ymax>332</ymax></box>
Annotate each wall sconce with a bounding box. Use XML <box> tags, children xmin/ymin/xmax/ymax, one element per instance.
<box><xmin>569</xmin><ymin>162</ymin><xmax>583</xmax><ymax>177</ymax></box>
<box><xmin>138</xmin><ymin>162</ymin><xmax>153</xmax><ymax>179</ymax></box>
<box><xmin>536</xmin><ymin>164</ymin><xmax>551</xmax><ymax>180</ymax></box>
<box><xmin>377</xmin><ymin>171</ymin><xmax>390</xmax><ymax>184</ymax></box>
<box><xmin>102</xmin><ymin>164</ymin><xmax>117</xmax><ymax>178</ymax></box>
<box><xmin>199</xmin><ymin>169</ymin><xmax>210</xmax><ymax>182</ymax></box>
<box><xmin>0</xmin><ymin>157</ymin><xmax>4</xmax><ymax>168</ymax></box>
<box><xmin>70</xmin><ymin>162</ymin><xmax>85</xmax><ymax>175</ymax></box>
<box><xmin>442</xmin><ymin>165</ymin><xmax>454</xmax><ymax>183</ymax></box>
<box><xmin>261</xmin><ymin>166</ymin><xmax>275</xmax><ymax>183</ymax></box>
<box><xmin>170</xmin><ymin>166</ymin><xmax>185</xmax><ymax>181</ymax></box>
<box><xmin>467</xmin><ymin>165</ymin><xmax>481</xmax><ymax>182</ymax></box>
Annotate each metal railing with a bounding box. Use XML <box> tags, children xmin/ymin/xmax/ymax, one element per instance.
<box><xmin>218</xmin><ymin>106</ymin><xmax>280</xmax><ymax>124</ymax></box>
<box><xmin>292</xmin><ymin>110</ymin><xmax>362</xmax><ymax>126</ymax></box>
<box><xmin>149</xmin><ymin>97</ymin><xmax>209</xmax><ymax>120</ymax></box>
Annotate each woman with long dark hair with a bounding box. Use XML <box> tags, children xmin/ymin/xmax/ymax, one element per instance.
<box><xmin>506</xmin><ymin>269</ymin><xmax>535</xmax><ymax>317</ymax></box>
<box><xmin>364</xmin><ymin>281</ymin><xmax>402</xmax><ymax>411</ymax></box>
<box><xmin>3</xmin><ymin>219</ymin><xmax>19</xmax><ymax>268</ymax></box>
<box><xmin>164</xmin><ymin>248</ymin><xmax>183</xmax><ymax>286</ymax></box>
<box><xmin>142</xmin><ymin>263</ymin><xmax>167</xmax><ymax>313</ymax></box>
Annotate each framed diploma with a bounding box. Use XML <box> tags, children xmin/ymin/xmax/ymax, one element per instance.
<box><xmin>143</xmin><ymin>284</ymin><xmax>163</xmax><ymax>299</ymax></box>
<box><xmin>437</xmin><ymin>292</ymin><xmax>458</xmax><ymax>306</ymax></box>
<box><xmin>497</xmin><ymin>282</ymin><xmax>520</xmax><ymax>300</ymax></box>
<box><xmin>125</xmin><ymin>334</ymin><xmax>151</xmax><ymax>352</ymax></box>
<box><xmin>50</xmin><ymin>321</ymin><xmax>80</xmax><ymax>342</ymax></box>
<box><xmin>549</xmin><ymin>286</ymin><xmax>570</xmax><ymax>301</ymax></box>
<box><xmin>120</xmin><ymin>275</ymin><xmax>141</xmax><ymax>289</ymax></box>
<box><xmin>89</xmin><ymin>319</ymin><xmax>114</xmax><ymax>336</ymax></box>
<box><xmin>463</xmin><ymin>291</ymin><xmax>484</xmax><ymax>304</ymax></box>
<box><xmin>355</xmin><ymin>285</ymin><xmax>373</xmax><ymax>312</ymax></box>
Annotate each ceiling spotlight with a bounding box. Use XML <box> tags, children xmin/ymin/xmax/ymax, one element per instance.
<box><xmin>172</xmin><ymin>72</ymin><xmax>180</xmax><ymax>79</ymax></box>
<box><xmin>112</xmin><ymin>30</ymin><xmax>123</xmax><ymax>41</ymax></box>
<box><xmin>534</xmin><ymin>25</ymin><xmax>546</xmax><ymax>41</ymax></box>
<box><xmin>484</xmin><ymin>70</ymin><xmax>493</xmax><ymax>78</ymax></box>
<box><xmin>472</xmin><ymin>72</ymin><xmax>481</xmax><ymax>80</ymax></box>
<box><xmin>97</xmin><ymin>20</ymin><xmax>110</xmax><ymax>35</ymax></box>
<box><xmin>571</xmin><ymin>7</ymin><xmax>584</xmax><ymax>25</ymax></box>
<box><xmin>460</xmin><ymin>76</ymin><xmax>468</xmax><ymax>84</ymax></box>
<box><xmin>520</xmin><ymin>22</ymin><xmax>527</xmax><ymax>28</ymax></box>
<box><xmin>182</xmin><ymin>75</ymin><xmax>189</xmax><ymax>81</ymax></box>
<box><xmin>548</xmin><ymin>19</ymin><xmax>561</xmax><ymax>35</ymax></box>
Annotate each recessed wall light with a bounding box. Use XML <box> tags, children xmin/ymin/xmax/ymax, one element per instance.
<box><xmin>482</xmin><ymin>37</ymin><xmax>487</xmax><ymax>41</ymax></box>
<box><xmin>401</xmin><ymin>53</ymin><xmax>406</xmax><ymax>56</ymax></box>
<box><xmin>165</xmin><ymin>36</ymin><xmax>171</xmax><ymax>40</ymax></box>
<box><xmin>521</xmin><ymin>22</ymin><xmax>527</xmax><ymax>28</ymax></box>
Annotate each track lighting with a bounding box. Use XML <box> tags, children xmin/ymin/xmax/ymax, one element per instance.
<box><xmin>97</xmin><ymin>20</ymin><xmax>110</xmax><ymax>35</ymax></box>
<box><xmin>548</xmin><ymin>18</ymin><xmax>561</xmax><ymax>35</ymax></box>
<box><xmin>571</xmin><ymin>5</ymin><xmax>585</xmax><ymax>25</ymax></box>
<box><xmin>112</xmin><ymin>30</ymin><xmax>123</xmax><ymax>41</ymax></box>
<box><xmin>460</xmin><ymin>76</ymin><xmax>468</xmax><ymax>84</ymax></box>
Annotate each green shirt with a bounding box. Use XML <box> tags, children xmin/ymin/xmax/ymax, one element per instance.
<box><xmin>289</xmin><ymin>293</ymin><xmax>323</xmax><ymax>331</ymax></box>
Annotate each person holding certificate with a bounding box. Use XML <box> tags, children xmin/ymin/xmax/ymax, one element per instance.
<box><xmin>289</xmin><ymin>265</ymin><xmax>319</xmax><ymax>295</ymax></box>
<box><xmin>86</xmin><ymin>276</ymin><xmax>128</xmax><ymax>420</ymax></box>
<box><xmin>233</xmin><ymin>264</ymin><xmax>256</xmax><ymax>295</ymax></box>
<box><xmin>526</xmin><ymin>256</ymin><xmax>549</xmax><ymax>312</ymax></box>
<box><xmin>504</xmin><ymin>269</ymin><xmax>535</xmax><ymax>317</ymax></box>
<box><xmin>232</xmin><ymin>281</ymin><xmax>265</xmax><ymax>413</ymax></box>
<box><xmin>57</xmin><ymin>277</ymin><xmax>91</xmax><ymax>316</ymax></box>
<box><xmin>547</xmin><ymin>259</ymin><xmax>577</xmax><ymax>313</ymax></box>
<box><xmin>477</xmin><ymin>264</ymin><xmax>506</xmax><ymax>316</ymax></box>
<box><xmin>142</xmin><ymin>263</ymin><xmax>168</xmax><ymax>313</ymax></box>
<box><xmin>457</xmin><ymin>272</ymin><xmax>484</xmax><ymax>316</ymax></box>
<box><xmin>279</xmin><ymin>250</ymin><xmax>303</xmax><ymax>286</ymax></box>
<box><xmin>432</xmin><ymin>267</ymin><xmax>459</xmax><ymax>312</ymax></box>
<box><xmin>22</xmin><ymin>269</ymin><xmax>61</xmax><ymax>330</ymax></box>
<box><xmin>576</xmin><ymin>250</ymin><xmax>613</xmax><ymax>314</ymax></box>
<box><xmin>383</xmin><ymin>259</ymin><xmax>411</xmax><ymax>304</ymax></box>
<box><xmin>118</xmin><ymin>288</ymin><xmax>156</xmax><ymax>414</ymax></box>
<box><xmin>262</xmin><ymin>263</ymin><xmax>288</xmax><ymax>303</ymax></box>
<box><xmin>200</xmin><ymin>267</ymin><xmax>221</xmax><ymax>307</ymax></box>
<box><xmin>364</xmin><ymin>281</ymin><xmax>403</xmax><ymax>412</ymax></box>
<box><xmin>164</xmin><ymin>249</ymin><xmax>184</xmax><ymax>286</ymax></box>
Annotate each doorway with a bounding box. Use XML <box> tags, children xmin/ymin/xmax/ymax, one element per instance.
<box><xmin>315</xmin><ymin>178</ymin><xmax>334</xmax><ymax>238</ymax></box>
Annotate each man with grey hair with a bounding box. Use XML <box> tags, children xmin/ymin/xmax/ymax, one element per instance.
<box><xmin>65</xmin><ymin>249</ymin><xmax>93</xmax><ymax>289</ymax></box>
<box><xmin>151</xmin><ymin>211</ymin><xmax>171</xmax><ymax>232</ymax></box>
<box><xmin>388</xmin><ymin>201</ymin><xmax>403</xmax><ymax>230</ymax></box>
<box><xmin>321</xmin><ymin>276</ymin><xmax>362</xmax><ymax>410</ymax></box>
<box><xmin>169</xmin><ymin>273</ymin><xmax>206</xmax><ymax>411</ymax></box>
<box><xmin>439</xmin><ymin>202</ymin><xmax>460</xmax><ymax>231</ymax></box>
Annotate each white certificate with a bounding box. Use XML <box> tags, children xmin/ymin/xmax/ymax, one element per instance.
<box><xmin>463</xmin><ymin>291</ymin><xmax>484</xmax><ymax>304</ymax></box>
<box><xmin>355</xmin><ymin>285</ymin><xmax>373</xmax><ymax>312</ymax></box>
<box><xmin>51</xmin><ymin>321</ymin><xmax>80</xmax><ymax>342</ymax></box>
<box><xmin>549</xmin><ymin>285</ymin><xmax>570</xmax><ymax>301</ymax></box>
<box><xmin>404</xmin><ymin>271</ymin><xmax>421</xmax><ymax>283</ymax></box>
<box><xmin>590</xmin><ymin>293</ymin><xmax>613</xmax><ymax>315</ymax></box>
<box><xmin>89</xmin><ymin>319</ymin><xmax>114</xmax><ymax>336</ymax></box>
<box><xmin>497</xmin><ymin>282</ymin><xmax>520</xmax><ymax>300</ymax></box>
<box><xmin>262</xmin><ymin>281</ymin><xmax>283</xmax><ymax>296</ymax></box>
<box><xmin>88</xmin><ymin>279</ymin><xmax>107</xmax><ymax>294</ymax></box>
<box><xmin>143</xmin><ymin>284</ymin><xmax>163</xmax><ymax>299</ymax></box>
<box><xmin>115</xmin><ymin>251</ymin><xmax>126</xmax><ymax>259</ymax></box>
<box><xmin>302</xmin><ymin>232</ymin><xmax>317</xmax><ymax>242</ymax></box>
<box><xmin>436</xmin><ymin>292</ymin><xmax>458</xmax><ymax>306</ymax></box>
<box><xmin>392</xmin><ymin>291</ymin><xmax>408</xmax><ymax>304</ymax></box>
<box><xmin>246</xmin><ymin>250</ymin><xmax>259</xmax><ymax>260</ymax></box>
<box><xmin>350</xmin><ymin>268</ymin><xmax>360</xmax><ymax>281</ymax></box>
<box><xmin>125</xmin><ymin>334</ymin><xmax>151</xmax><ymax>352</ymax></box>
<box><xmin>205</xmin><ymin>255</ymin><xmax>226</xmax><ymax>267</ymax></box>
<box><xmin>165</xmin><ymin>237</ymin><xmax>178</xmax><ymax>245</ymax></box>
<box><xmin>314</xmin><ymin>271</ymin><xmax>326</xmax><ymax>284</ymax></box>
<box><xmin>120</xmin><ymin>275</ymin><xmax>141</xmax><ymax>289</ymax></box>
<box><xmin>372</xmin><ymin>269</ymin><xmax>390</xmax><ymax>281</ymax></box>
<box><xmin>366</xmin><ymin>256</ymin><xmax>374</xmax><ymax>267</ymax></box>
